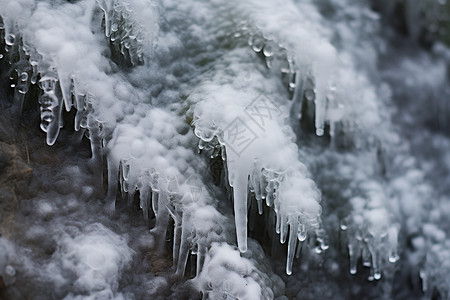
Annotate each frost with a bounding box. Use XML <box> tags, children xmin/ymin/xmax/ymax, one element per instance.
<box><xmin>189</xmin><ymin>55</ymin><xmax>322</xmax><ymax>271</ymax></box>
<box><xmin>0</xmin><ymin>0</ymin><xmax>449</xmax><ymax>299</ymax></box>
<box><xmin>56</xmin><ymin>223</ymin><xmax>133</xmax><ymax>299</ymax></box>
<box><xmin>196</xmin><ymin>241</ymin><xmax>285</xmax><ymax>299</ymax></box>
<box><xmin>97</xmin><ymin>0</ymin><xmax>159</xmax><ymax>65</ymax></box>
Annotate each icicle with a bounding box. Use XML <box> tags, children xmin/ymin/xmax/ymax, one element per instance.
<box><xmin>260</xmin><ymin>171</ymin><xmax>268</xmax><ymax>202</ymax></box>
<box><xmin>151</xmin><ymin>190</ymin><xmax>159</xmax><ymax>216</ymax></box>
<box><xmin>362</xmin><ymin>243</ymin><xmax>371</xmax><ymax>267</ymax></box>
<box><xmin>118</xmin><ymin>161</ymin><xmax>126</xmax><ymax>199</ymax></box>
<box><xmin>315</xmin><ymin>92</ymin><xmax>326</xmax><ymax>137</ymax></box>
<box><xmin>196</xmin><ymin>242</ymin><xmax>206</xmax><ymax>277</ymax></box>
<box><xmin>97</xmin><ymin>0</ymin><xmax>113</xmax><ymax>37</ymax></box>
<box><xmin>298</xmin><ymin>221</ymin><xmax>307</xmax><ymax>242</ymax></box>
<box><xmin>30</xmin><ymin>63</ymin><xmax>38</xmax><ymax>84</ymax></box>
<box><xmin>13</xmin><ymin>89</ymin><xmax>26</xmax><ymax>118</ymax></box>
<box><xmin>139</xmin><ymin>185</ymin><xmax>150</xmax><ymax>220</ymax></box>
<box><xmin>348</xmin><ymin>239</ymin><xmax>359</xmax><ymax>275</ymax></box>
<box><xmin>176</xmin><ymin>224</ymin><xmax>190</xmax><ymax>276</ymax></box>
<box><xmin>58</xmin><ymin>73</ymin><xmax>73</xmax><ymax>112</ymax></box>
<box><xmin>388</xmin><ymin>226</ymin><xmax>400</xmax><ymax>263</ymax></box>
<box><xmin>151</xmin><ymin>191</ymin><xmax>169</xmax><ymax>252</ymax></box>
<box><xmin>122</xmin><ymin>160</ymin><xmax>130</xmax><ymax>181</ymax></box>
<box><xmin>168</xmin><ymin>205</ymin><xmax>182</xmax><ymax>269</ymax></box>
<box><xmin>370</xmin><ymin>246</ymin><xmax>381</xmax><ymax>280</ymax></box>
<box><xmin>106</xmin><ymin>157</ymin><xmax>119</xmax><ymax>210</ymax></box>
<box><xmin>13</xmin><ymin>40</ymin><xmax>30</xmax><ymax>116</ymax></box>
<box><xmin>265</xmin><ymin>180</ymin><xmax>276</xmax><ymax>207</ymax></box>
<box><xmin>286</xmin><ymin>222</ymin><xmax>298</xmax><ymax>275</ymax></box>
<box><xmin>38</xmin><ymin>92</ymin><xmax>63</xmax><ymax>146</ymax></box>
<box><xmin>251</xmin><ymin>165</ymin><xmax>261</xmax><ymax>201</ymax></box>
<box><xmin>74</xmin><ymin>94</ymin><xmax>87</xmax><ymax>131</ymax></box>
<box><xmin>296</xmin><ymin>238</ymin><xmax>303</xmax><ymax>259</ymax></box>
<box><xmin>275</xmin><ymin>212</ymin><xmax>281</xmax><ymax>234</ymax></box>
<box><xmin>368</xmin><ymin>267</ymin><xmax>375</xmax><ymax>282</ymax></box>
<box><xmin>290</xmin><ymin>71</ymin><xmax>305</xmax><ymax>120</ymax></box>
<box><xmin>279</xmin><ymin>215</ymin><xmax>288</xmax><ymax>244</ymax></box>
<box><xmin>419</xmin><ymin>270</ymin><xmax>428</xmax><ymax>293</ymax></box>
<box><xmin>232</xmin><ymin>172</ymin><xmax>248</xmax><ymax>252</ymax></box>
<box><xmin>38</xmin><ymin>72</ymin><xmax>63</xmax><ymax>145</ymax></box>
<box><xmin>256</xmin><ymin>199</ymin><xmax>263</xmax><ymax>215</ymax></box>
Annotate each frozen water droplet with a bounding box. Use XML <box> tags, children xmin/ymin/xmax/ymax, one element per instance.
<box><xmin>40</xmin><ymin>76</ymin><xmax>58</xmax><ymax>93</ymax></box>
<box><xmin>0</xmin><ymin>54</ymin><xmax>3</xmax><ymax>59</ymax></box>
<box><xmin>5</xmin><ymin>265</ymin><xmax>15</xmax><ymax>276</ymax></box>
<box><xmin>265</xmin><ymin>57</ymin><xmax>272</xmax><ymax>69</ymax></box>
<box><xmin>389</xmin><ymin>251</ymin><xmax>399</xmax><ymax>263</ymax></box>
<box><xmin>316</xmin><ymin>128</ymin><xmax>324</xmax><ymax>136</ymax></box>
<box><xmin>18</xmin><ymin>85</ymin><xmax>28</xmax><ymax>94</ymax></box>
<box><xmin>305</xmin><ymin>89</ymin><xmax>315</xmax><ymax>101</ymax></box>
<box><xmin>340</xmin><ymin>220</ymin><xmax>348</xmax><ymax>230</ymax></box>
<box><xmin>248</xmin><ymin>36</ymin><xmax>254</xmax><ymax>46</ymax></box>
<box><xmin>289</xmin><ymin>82</ymin><xmax>296</xmax><ymax>90</ymax></box>
<box><xmin>20</xmin><ymin>72</ymin><xmax>28</xmax><ymax>82</ymax></box>
<box><xmin>374</xmin><ymin>272</ymin><xmax>381</xmax><ymax>280</ymax></box>
<box><xmin>263</xmin><ymin>44</ymin><xmax>274</xmax><ymax>57</ymax></box>
<box><xmin>420</xmin><ymin>270</ymin><xmax>428</xmax><ymax>292</ymax></box>
<box><xmin>5</xmin><ymin>34</ymin><xmax>15</xmax><ymax>46</ymax></box>
<box><xmin>251</xmin><ymin>38</ymin><xmax>264</xmax><ymax>52</ymax></box>
<box><xmin>350</xmin><ymin>266</ymin><xmax>357</xmax><ymax>275</ymax></box>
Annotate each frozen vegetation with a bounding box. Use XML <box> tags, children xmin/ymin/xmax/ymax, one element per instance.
<box><xmin>0</xmin><ymin>0</ymin><xmax>449</xmax><ymax>299</ymax></box>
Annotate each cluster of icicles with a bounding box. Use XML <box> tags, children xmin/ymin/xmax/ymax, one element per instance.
<box><xmin>0</xmin><ymin>0</ymin><xmax>405</xmax><ymax>293</ymax></box>
<box><xmin>233</xmin><ymin>22</ymin><xmax>330</xmax><ymax>135</ymax></box>
<box><xmin>97</xmin><ymin>0</ymin><xmax>158</xmax><ymax>65</ymax></box>
<box><xmin>0</xmin><ymin>3</ymin><xmax>284</xmax><ymax>297</ymax></box>
<box><xmin>1</xmin><ymin>4</ymin><xmax>326</xmax><ymax>280</ymax></box>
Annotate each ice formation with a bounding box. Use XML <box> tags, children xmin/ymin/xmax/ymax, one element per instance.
<box><xmin>189</xmin><ymin>54</ymin><xmax>323</xmax><ymax>273</ymax></box>
<box><xmin>196</xmin><ymin>241</ymin><xmax>285</xmax><ymax>299</ymax></box>
<box><xmin>0</xmin><ymin>0</ymin><xmax>449</xmax><ymax>298</ymax></box>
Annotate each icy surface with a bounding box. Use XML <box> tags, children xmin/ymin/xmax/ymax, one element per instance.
<box><xmin>0</xmin><ymin>0</ymin><xmax>449</xmax><ymax>299</ymax></box>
